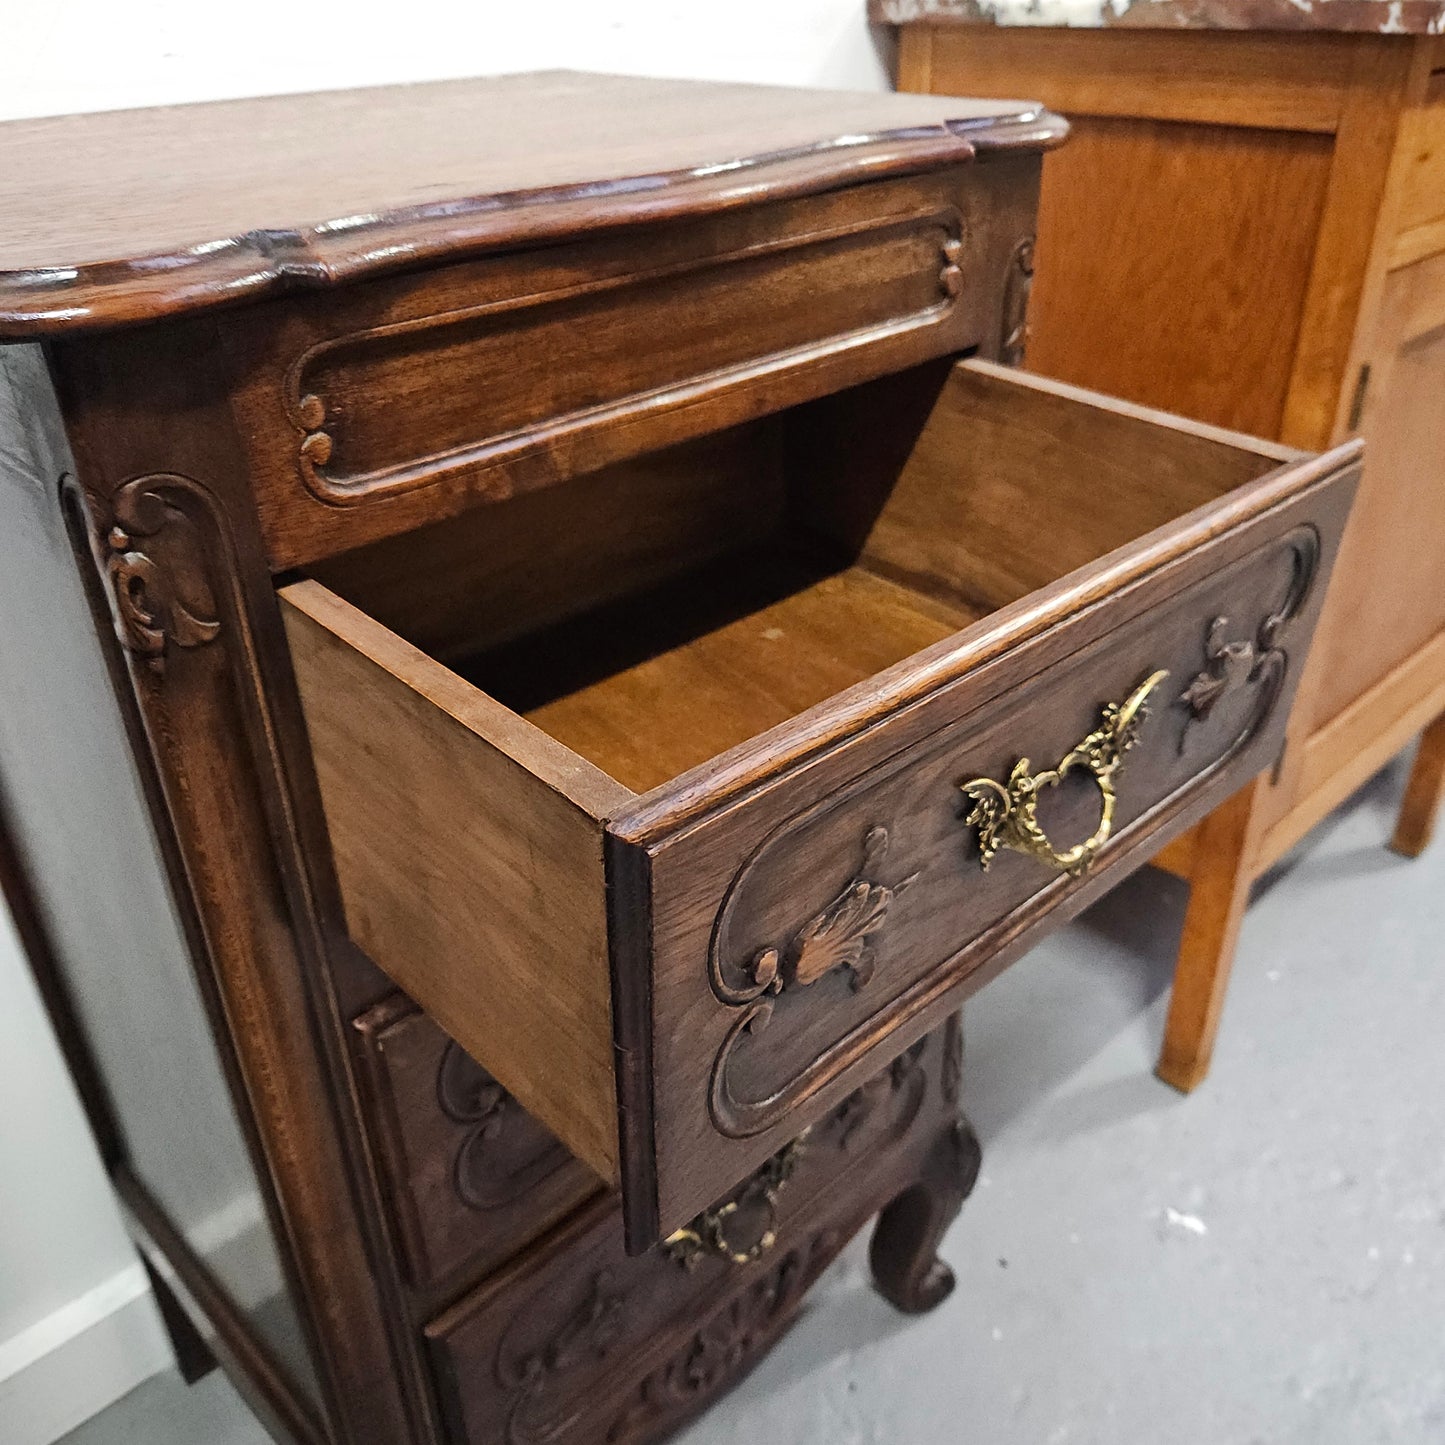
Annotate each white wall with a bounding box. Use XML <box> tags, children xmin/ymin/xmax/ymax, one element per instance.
<box><xmin>0</xmin><ymin>3</ymin><xmax>895</xmax><ymax>1437</ymax></box>
<box><xmin>0</xmin><ymin>0</ymin><xmax>895</xmax><ymax>122</ymax></box>
<box><xmin>0</xmin><ymin>908</ymin><xmax>170</xmax><ymax>1444</ymax></box>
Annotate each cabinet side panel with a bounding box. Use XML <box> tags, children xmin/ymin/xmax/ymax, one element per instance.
<box><xmin>0</xmin><ymin>345</ymin><xmax>322</xmax><ymax>1411</ymax></box>
<box><xmin>1015</xmin><ymin>115</ymin><xmax>1331</xmax><ymax>439</ymax></box>
<box><xmin>1303</xmin><ymin>259</ymin><xmax>1445</xmax><ymax>727</ymax></box>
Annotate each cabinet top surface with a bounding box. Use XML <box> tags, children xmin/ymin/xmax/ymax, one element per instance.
<box><xmin>0</xmin><ymin>70</ymin><xmax>1061</xmax><ymax>339</ymax></box>
<box><xmin>871</xmin><ymin>0</ymin><xmax>1445</xmax><ymax>35</ymax></box>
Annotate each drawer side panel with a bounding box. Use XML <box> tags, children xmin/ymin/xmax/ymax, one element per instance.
<box><xmin>281</xmin><ymin>581</ymin><xmax>623</xmax><ymax>1182</ymax></box>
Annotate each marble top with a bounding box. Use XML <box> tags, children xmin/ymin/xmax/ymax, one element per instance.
<box><xmin>871</xmin><ymin>0</ymin><xmax>1445</xmax><ymax>35</ymax></box>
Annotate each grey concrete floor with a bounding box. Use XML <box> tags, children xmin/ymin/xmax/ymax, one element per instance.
<box><xmin>62</xmin><ymin>757</ymin><xmax>1445</xmax><ymax>1445</ymax></box>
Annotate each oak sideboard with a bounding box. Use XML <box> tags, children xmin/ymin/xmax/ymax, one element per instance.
<box><xmin>876</xmin><ymin>4</ymin><xmax>1445</xmax><ymax>1090</ymax></box>
<box><xmin>0</xmin><ymin>72</ymin><xmax>1360</xmax><ymax>1444</ymax></box>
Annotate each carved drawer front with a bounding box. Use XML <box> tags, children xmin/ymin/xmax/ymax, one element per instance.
<box><xmin>352</xmin><ymin>995</ymin><xmax>598</xmax><ymax>1288</ymax></box>
<box><xmin>281</xmin><ymin>358</ymin><xmax>1360</xmax><ymax>1253</ymax></box>
<box><xmin>226</xmin><ymin>164</ymin><xmax>1043</xmax><ymax>570</ymax></box>
<box><xmin>424</xmin><ymin>1018</ymin><xmax>961</xmax><ymax>1445</ymax></box>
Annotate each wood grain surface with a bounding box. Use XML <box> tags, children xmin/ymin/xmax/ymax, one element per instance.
<box><xmin>281</xmin><ymin>580</ymin><xmax>629</xmax><ymax>1184</ymax></box>
<box><xmin>0</xmin><ymin>71</ymin><xmax>1064</xmax><ymax>335</ymax></box>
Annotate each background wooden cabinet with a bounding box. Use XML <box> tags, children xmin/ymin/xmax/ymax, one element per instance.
<box><xmin>880</xmin><ymin>17</ymin><xmax>1445</xmax><ymax>1087</ymax></box>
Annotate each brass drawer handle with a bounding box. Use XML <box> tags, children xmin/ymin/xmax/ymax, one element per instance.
<box><xmin>959</xmin><ymin>670</ymin><xmax>1168</xmax><ymax>879</ymax></box>
<box><xmin>664</xmin><ymin>1131</ymin><xmax>809</xmax><ymax>1269</ymax></box>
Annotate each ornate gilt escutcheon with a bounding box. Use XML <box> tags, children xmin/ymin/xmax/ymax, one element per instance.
<box><xmin>958</xmin><ymin>670</ymin><xmax>1168</xmax><ymax>878</ymax></box>
<box><xmin>664</xmin><ymin>1131</ymin><xmax>810</xmax><ymax>1270</ymax></box>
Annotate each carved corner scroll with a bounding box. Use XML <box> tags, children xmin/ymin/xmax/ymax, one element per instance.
<box><xmin>1175</xmin><ymin>525</ymin><xmax>1320</xmax><ymax>757</ymax></box>
<box><xmin>95</xmin><ymin>475</ymin><xmax>224</xmax><ymax>674</ymax></box>
<box><xmin>709</xmin><ymin>824</ymin><xmax>917</xmax><ymax>1139</ymax></box>
<box><xmin>999</xmin><ymin>236</ymin><xmax>1034</xmax><ymax>367</ymax></box>
<box><xmin>436</xmin><ymin>1041</ymin><xmax>572</xmax><ymax>1212</ymax></box>
<box><xmin>939</xmin><ymin>235</ymin><xmax>965</xmax><ymax>298</ymax></box>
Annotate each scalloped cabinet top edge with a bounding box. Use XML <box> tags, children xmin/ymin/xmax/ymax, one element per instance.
<box><xmin>0</xmin><ymin>70</ymin><xmax>1065</xmax><ymax>337</ymax></box>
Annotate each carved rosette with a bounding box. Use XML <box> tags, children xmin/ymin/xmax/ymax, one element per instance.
<box><xmin>605</xmin><ymin>1232</ymin><xmax>837</xmax><ymax>1443</ymax></box>
<box><xmin>436</xmin><ymin>1040</ymin><xmax>571</xmax><ymax>1212</ymax></box>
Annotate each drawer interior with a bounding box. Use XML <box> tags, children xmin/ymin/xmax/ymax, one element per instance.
<box><xmin>285</xmin><ymin>356</ymin><xmax>1308</xmax><ymax>1207</ymax></box>
<box><xmin>309</xmin><ymin>358</ymin><xmax>1296</xmax><ymax>797</ymax></box>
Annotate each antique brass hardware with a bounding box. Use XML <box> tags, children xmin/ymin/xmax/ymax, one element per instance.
<box><xmin>664</xmin><ymin>1131</ymin><xmax>810</xmax><ymax>1268</ymax></box>
<box><xmin>958</xmin><ymin>670</ymin><xmax>1169</xmax><ymax>878</ymax></box>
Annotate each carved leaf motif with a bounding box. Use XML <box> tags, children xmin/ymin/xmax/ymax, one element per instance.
<box><xmin>100</xmin><ymin>477</ymin><xmax>223</xmax><ymax>674</ymax></box>
<box><xmin>769</xmin><ymin>825</ymin><xmax>917</xmax><ymax>996</ymax></box>
<box><xmin>787</xmin><ymin>878</ymin><xmax>891</xmax><ymax>990</ymax></box>
<box><xmin>504</xmin><ymin>1271</ymin><xmax>626</xmax><ymax>1396</ymax></box>
<box><xmin>1177</xmin><ymin>615</ymin><xmax>1263</xmax><ymax>754</ymax></box>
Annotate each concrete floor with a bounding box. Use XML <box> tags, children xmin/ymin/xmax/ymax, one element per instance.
<box><xmin>62</xmin><ymin>757</ymin><xmax>1445</xmax><ymax>1445</ymax></box>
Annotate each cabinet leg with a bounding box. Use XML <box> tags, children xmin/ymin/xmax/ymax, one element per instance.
<box><xmin>1389</xmin><ymin>712</ymin><xmax>1445</xmax><ymax>859</ymax></box>
<box><xmin>140</xmin><ymin>1253</ymin><xmax>217</xmax><ymax>1386</ymax></box>
<box><xmin>1156</xmin><ymin>780</ymin><xmax>1262</xmax><ymax>1095</ymax></box>
<box><xmin>869</xmin><ymin>1115</ymin><xmax>982</xmax><ymax>1315</ymax></box>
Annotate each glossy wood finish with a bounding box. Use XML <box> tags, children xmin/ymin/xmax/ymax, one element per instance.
<box><xmin>0</xmin><ymin>75</ymin><xmax>1074</xmax><ymax>1445</ymax></box>
<box><xmin>0</xmin><ymin>72</ymin><xmax>1060</xmax><ymax>336</ymax></box>
<box><xmin>220</xmin><ymin>161</ymin><xmax>1045</xmax><ymax>570</ymax></box>
<box><xmin>284</xmin><ymin>356</ymin><xmax>1358</xmax><ymax>1250</ymax></box>
<box><xmin>889</xmin><ymin>22</ymin><xmax>1445</xmax><ymax>1092</ymax></box>
<box><xmin>351</xmin><ymin>997</ymin><xmax>599</xmax><ymax>1289</ymax></box>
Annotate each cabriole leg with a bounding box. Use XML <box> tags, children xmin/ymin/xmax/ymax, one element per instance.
<box><xmin>869</xmin><ymin>1114</ymin><xmax>982</xmax><ymax>1315</ymax></box>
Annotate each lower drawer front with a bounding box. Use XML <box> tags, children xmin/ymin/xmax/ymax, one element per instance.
<box><xmin>353</xmin><ymin>996</ymin><xmax>598</xmax><ymax>1288</ymax></box>
<box><xmin>283</xmin><ymin>360</ymin><xmax>1361</xmax><ymax>1251</ymax></box>
<box><xmin>424</xmin><ymin>1017</ymin><xmax>961</xmax><ymax>1445</ymax></box>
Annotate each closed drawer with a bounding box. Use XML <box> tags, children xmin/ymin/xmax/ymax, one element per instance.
<box><xmin>227</xmin><ymin>165</ymin><xmax>1041</xmax><ymax>570</ymax></box>
<box><xmin>351</xmin><ymin>995</ymin><xmax>598</xmax><ymax>1288</ymax></box>
<box><xmin>281</xmin><ymin>359</ymin><xmax>1359</xmax><ymax>1250</ymax></box>
<box><xmin>423</xmin><ymin>1016</ymin><xmax>962</xmax><ymax>1445</ymax></box>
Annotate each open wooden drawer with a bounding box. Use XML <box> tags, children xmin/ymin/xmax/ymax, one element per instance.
<box><xmin>280</xmin><ymin>358</ymin><xmax>1359</xmax><ymax>1251</ymax></box>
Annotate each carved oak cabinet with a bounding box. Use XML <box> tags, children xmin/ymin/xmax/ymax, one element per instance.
<box><xmin>0</xmin><ymin>73</ymin><xmax>1360</xmax><ymax>1444</ymax></box>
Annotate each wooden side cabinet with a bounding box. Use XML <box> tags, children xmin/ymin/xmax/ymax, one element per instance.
<box><xmin>880</xmin><ymin>12</ymin><xmax>1445</xmax><ymax>1089</ymax></box>
<box><xmin>0</xmin><ymin>72</ymin><xmax>1362</xmax><ymax>1444</ymax></box>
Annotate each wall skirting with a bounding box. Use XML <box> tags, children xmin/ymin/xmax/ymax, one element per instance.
<box><xmin>0</xmin><ymin>1264</ymin><xmax>171</xmax><ymax>1445</ymax></box>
